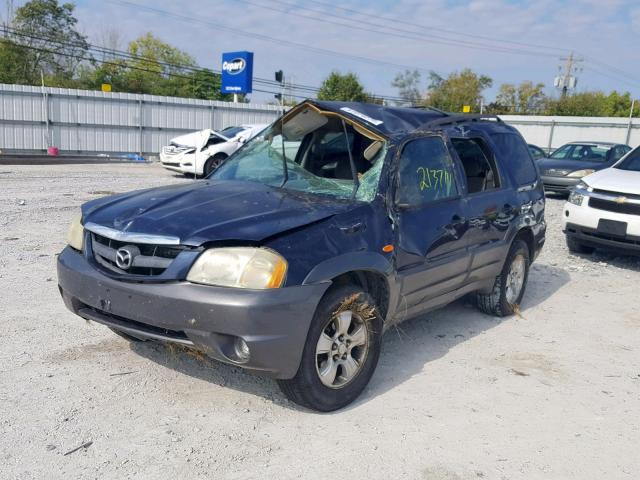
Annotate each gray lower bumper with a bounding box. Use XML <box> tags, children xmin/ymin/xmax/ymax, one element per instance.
<box><xmin>541</xmin><ymin>175</ymin><xmax>580</xmax><ymax>193</ymax></box>
<box><xmin>57</xmin><ymin>247</ymin><xmax>330</xmax><ymax>379</ymax></box>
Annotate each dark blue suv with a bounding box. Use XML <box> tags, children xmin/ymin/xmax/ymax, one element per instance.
<box><xmin>57</xmin><ymin>101</ymin><xmax>546</xmax><ymax>411</ymax></box>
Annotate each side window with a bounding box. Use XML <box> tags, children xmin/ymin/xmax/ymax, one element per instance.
<box><xmin>451</xmin><ymin>137</ymin><xmax>500</xmax><ymax>194</ymax></box>
<box><xmin>550</xmin><ymin>145</ymin><xmax>571</xmax><ymax>159</ymax></box>
<box><xmin>612</xmin><ymin>146</ymin><xmax>629</xmax><ymax>161</ymax></box>
<box><xmin>397</xmin><ymin>137</ymin><xmax>459</xmax><ymax>206</ymax></box>
<box><xmin>491</xmin><ymin>133</ymin><xmax>538</xmax><ymax>186</ymax></box>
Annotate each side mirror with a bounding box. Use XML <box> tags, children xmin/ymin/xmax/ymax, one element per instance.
<box><xmin>238</xmin><ymin>136</ymin><xmax>248</xmax><ymax>144</ymax></box>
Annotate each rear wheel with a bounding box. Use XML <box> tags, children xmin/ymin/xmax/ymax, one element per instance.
<box><xmin>566</xmin><ymin>235</ymin><xmax>595</xmax><ymax>254</ymax></box>
<box><xmin>476</xmin><ymin>239</ymin><xmax>530</xmax><ymax>317</ymax></box>
<box><xmin>203</xmin><ymin>153</ymin><xmax>227</xmax><ymax>177</ymax></box>
<box><xmin>278</xmin><ymin>284</ymin><xmax>383</xmax><ymax>412</ymax></box>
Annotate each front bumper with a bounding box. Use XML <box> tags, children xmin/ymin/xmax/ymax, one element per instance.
<box><xmin>564</xmin><ymin>222</ymin><xmax>640</xmax><ymax>255</ymax></box>
<box><xmin>57</xmin><ymin>247</ymin><xmax>330</xmax><ymax>378</ymax></box>
<box><xmin>563</xmin><ymin>199</ymin><xmax>640</xmax><ymax>255</ymax></box>
<box><xmin>541</xmin><ymin>175</ymin><xmax>581</xmax><ymax>193</ymax></box>
<box><xmin>160</xmin><ymin>162</ymin><xmax>184</xmax><ymax>174</ymax></box>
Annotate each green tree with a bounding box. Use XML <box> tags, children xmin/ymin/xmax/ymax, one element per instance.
<box><xmin>424</xmin><ymin>68</ymin><xmax>493</xmax><ymax>113</ymax></box>
<box><xmin>0</xmin><ymin>39</ymin><xmax>27</xmax><ymax>83</ymax></box>
<box><xmin>545</xmin><ymin>91</ymin><xmax>638</xmax><ymax>117</ymax></box>
<box><xmin>8</xmin><ymin>0</ymin><xmax>90</xmax><ymax>84</ymax></box>
<box><xmin>392</xmin><ymin>69</ymin><xmax>423</xmax><ymax>105</ymax></box>
<box><xmin>492</xmin><ymin>81</ymin><xmax>547</xmax><ymax>114</ymax></box>
<box><xmin>317</xmin><ymin>71</ymin><xmax>368</xmax><ymax>102</ymax></box>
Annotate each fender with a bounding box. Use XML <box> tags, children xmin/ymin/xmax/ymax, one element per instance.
<box><xmin>302</xmin><ymin>251</ymin><xmax>400</xmax><ymax>322</ymax></box>
<box><xmin>302</xmin><ymin>251</ymin><xmax>393</xmax><ymax>285</ymax></box>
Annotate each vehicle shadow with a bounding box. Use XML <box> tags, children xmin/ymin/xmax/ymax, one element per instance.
<box><xmin>129</xmin><ymin>264</ymin><xmax>570</xmax><ymax>413</ymax></box>
<box><xmin>569</xmin><ymin>249</ymin><xmax>640</xmax><ymax>272</ymax></box>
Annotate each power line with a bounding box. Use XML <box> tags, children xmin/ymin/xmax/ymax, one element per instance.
<box><xmin>106</xmin><ymin>0</ymin><xmax>441</xmax><ymax>74</ymax></box>
<box><xmin>236</xmin><ymin>0</ymin><xmax>561</xmax><ymax>59</ymax></box>
<box><xmin>260</xmin><ymin>0</ymin><xmax>640</xmax><ymax>92</ymax></box>
<box><xmin>299</xmin><ymin>0</ymin><xmax>570</xmax><ymax>54</ymax></box>
<box><xmin>0</xmin><ymin>25</ymin><xmax>411</xmax><ymax>103</ymax></box>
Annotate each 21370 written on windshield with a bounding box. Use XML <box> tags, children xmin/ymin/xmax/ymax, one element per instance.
<box><xmin>417</xmin><ymin>167</ymin><xmax>453</xmax><ymax>193</ymax></box>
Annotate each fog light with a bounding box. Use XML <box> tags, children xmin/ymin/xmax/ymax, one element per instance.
<box><xmin>234</xmin><ymin>337</ymin><xmax>250</xmax><ymax>363</ymax></box>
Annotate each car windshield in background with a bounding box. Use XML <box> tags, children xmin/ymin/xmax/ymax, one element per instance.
<box><xmin>615</xmin><ymin>148</ymin><xmax>640</xmax><ymax>171</ymax></box>
<box><xmin>550</xmin><ymin>144</ymin><xmax>611</xmax><ymax>162</ymax></box>
<box><xmin>211</xmin><ymin>106</ymin><xmax>386</xmax><ymax>201</ymax></box>
<box><xmin>218</xmin><ymin>126</ymin><xmax>246</xmax><ymax>139</ymax></box>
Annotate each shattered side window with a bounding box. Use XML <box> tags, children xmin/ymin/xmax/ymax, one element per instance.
<box><xmin>355</xmin><ymin>144</ymin><xmax>386</xmax><ymax>202</ymax></box>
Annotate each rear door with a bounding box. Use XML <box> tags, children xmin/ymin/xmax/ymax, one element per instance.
<box><xmin>450</xmin><ymin>134</ymin><xmax>517</xmax><ymax>283</ymax></box>
<box><xmin>393</xmin><ymin>135</ymin><xmax>471</xmax><ymax>313</ymax></box>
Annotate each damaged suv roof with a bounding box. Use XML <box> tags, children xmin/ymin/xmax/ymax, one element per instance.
<box><xmin>302</xmin><ymin>100</ymin><xmax>448</xmax><ymax>139</ymax></box>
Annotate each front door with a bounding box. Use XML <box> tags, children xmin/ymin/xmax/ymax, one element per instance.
<box><xmin>393</xmin><ymin>135</ymin><xmax>471</xmax><ymax>317</ymax></box>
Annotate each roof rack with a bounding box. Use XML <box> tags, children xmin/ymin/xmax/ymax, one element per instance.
<box><xmin>417</xmin><ymin>114</ymin><xmax>502</xmax><ymax>130</ymax></box>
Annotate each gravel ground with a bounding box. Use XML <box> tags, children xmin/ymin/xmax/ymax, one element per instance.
<box><xmin>1</xmin><ymin>163</ymin><xmax>639</xmax><ymax>480</ymax></box>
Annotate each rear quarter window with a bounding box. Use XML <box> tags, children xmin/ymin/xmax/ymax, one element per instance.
<box><xmin>490</xmin><ymin>133</ymin><xmax>538</xmax><ymax>186</ymax></box>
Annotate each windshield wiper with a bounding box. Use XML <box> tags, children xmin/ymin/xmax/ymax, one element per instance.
<box><xmin>342</xmin><ymin>119</ymin><xmax>360</xmax><ymax>200</ymax></box>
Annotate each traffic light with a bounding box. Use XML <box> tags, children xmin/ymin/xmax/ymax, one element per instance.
<box><xmin>274</xmin><ymin>93</ymin><xmax>282</xmax><ymax>100</ymax></box>
<box><xmin>275</xmin><ymin>70</ymin><xmax>284</xmax><ymax>84</ymax></box>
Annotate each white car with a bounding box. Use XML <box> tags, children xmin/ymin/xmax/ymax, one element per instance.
<box><xmin>160</xmin><ymin>124</ymin><xmax>267</xmax><ymax>177</ymax></box>
<box><xmin>562</xmin><ymin>147</ymin><xmax>640</xmax><ymax>255</ymax></box>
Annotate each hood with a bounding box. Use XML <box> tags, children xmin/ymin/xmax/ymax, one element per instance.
<box><xmin>537</xmin><ymin>157</ymin><xmax>609</xmax><ymax>174</ymax></box>
<box><xmin>583</xmin><ymin>167</ymin><xmax>640</xmax><ymax>195</ymax></box>
<box><xmin>169</xmin><ymin>129</ymin><xmax>214</xmax><ymax>149</ymax></box>
<box><xmin>82</xmin><ymin>180</ymin><xmax>355</xmax><ymax>246</ymax></box>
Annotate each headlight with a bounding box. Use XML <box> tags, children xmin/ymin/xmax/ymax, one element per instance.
<box><xmin>567</xmin><ymin>169</ymin><xmax>595</xmax><ymax>178</ymax></box>
<box><xmin>186</xmin><ymin>247</ymin><xmax>287</xmax><ymax>289</ymax></box>
<box><xmin>66</xmin><ymin>211</ymin><xmax>84</xmax><ymax>251</ymax></box>
<box><xmin>568</xmin><ymin>189</ymin><xmax>585</xmax><ymax>206</ymax></box>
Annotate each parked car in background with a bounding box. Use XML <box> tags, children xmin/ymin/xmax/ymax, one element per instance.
<box><xmin>160</xmin><ymin>124</ymin><xmax>267</xmax><ymax>177</ymax></box>
<box><xmin>538</xmin><ymin>142</ymin><xmax>631</xmax><ymax>194</ymax></box>
<box><xmin>58</xmin><ymin>101</ymin><xmax>546</xmax><ymax>411</ymax></box>
<box><xmin>563</xmin><ymin>146</ymin><xmax>640</xmax><ymax>255</ymax></box>
<box><xmin>528</xmin><ymin>144</ymin><xmax>546</xmax><ymax>160</ymax></box>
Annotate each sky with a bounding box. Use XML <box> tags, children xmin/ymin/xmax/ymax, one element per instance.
<box><xmin>60</xmin><ymin>0</ymin><xmax>640</xmax><ymax>103</ymax></box>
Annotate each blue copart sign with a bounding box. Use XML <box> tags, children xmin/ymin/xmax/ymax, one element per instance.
<box><xmin>221</xmin><ymin>51</ymin><xmax>254</xmax><ymax>94</ymax></box>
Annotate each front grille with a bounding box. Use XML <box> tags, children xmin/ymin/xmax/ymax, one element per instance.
<box><xmin>592</xmin><ymin>189</ymin><xmax>640</xmax><ymax>201</ymax></box>
<box><xmin>588</xmin><ymin>197</ymin><xmax>640</xmax><ymax>216</ymax></box>
<box><xmin>91</xmin><ymin>233</ymin><xmax>187</xmax><ymax>276</ymax></box>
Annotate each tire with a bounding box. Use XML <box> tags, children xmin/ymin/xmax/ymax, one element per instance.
<box><xmin>566</xmin><ymin>235</ymin><xmax>595</xmax><ymax>255</ymax></box>
<box><xmin>476</xmin><ymin>239</ymin><xmax>530</xmax><ymax>317</ymax></box>
<box><xmin>109</xmin><ymin>327</ymin><xmax>145</xmax><ymax>343</ymax></box>
<box><xmin>278</xmin><ymin>284</ymin><xmax>383</xmax><ymax>412</ymax></box>
<box><xmin>203</xmin><ymin>153</ymin><xmax>227</xmax><ymax>177</ymax></box>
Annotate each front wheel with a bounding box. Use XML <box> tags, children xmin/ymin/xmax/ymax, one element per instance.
<box><xmin>203</xmin><ymin>153</ymin><xmax>227</xmax><ymax>177</ymax></box>
<box><xmin>476</xmin><ymin>239</ymin><xmax>530</xmax><ymax>317</ymax></box>
<box><xmin>278</xmin><ymin>284</ymin><xmax>383</xmax><ymax>411</ymax></box>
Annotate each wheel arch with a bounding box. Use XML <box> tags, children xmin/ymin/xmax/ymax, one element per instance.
<box><xmin>303</xmin><ymin>252</ymin><xmax>394</xmax><ymax>320</ymax></box>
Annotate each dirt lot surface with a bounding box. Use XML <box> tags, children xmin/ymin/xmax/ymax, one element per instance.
<box><xmin>1</xmin><ymin>163</ymin><xmax>639</xmax><ymax>480</ymax></box>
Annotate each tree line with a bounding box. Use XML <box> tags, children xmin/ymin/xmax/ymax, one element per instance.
<box><xmin>1</xmin><ymin>0</ymin><xmax>637</xmax><ymax>117</ymax></box>
<box><xmin>0</xmin><ymin>0</ymin><xmax>232</xmax><ymax>100</ymax></box>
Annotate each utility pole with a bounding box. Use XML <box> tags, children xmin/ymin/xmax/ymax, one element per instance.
<box><xmin>554</xmin><ymin>52</ymin><xmax>583</xmax><ymax>97</ymax></box>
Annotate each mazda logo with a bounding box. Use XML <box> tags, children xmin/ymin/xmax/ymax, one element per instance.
<box><xmin>115</xmin><ymin>247</ymin><xmax>134</xmax><ymax>270</ymax></box>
